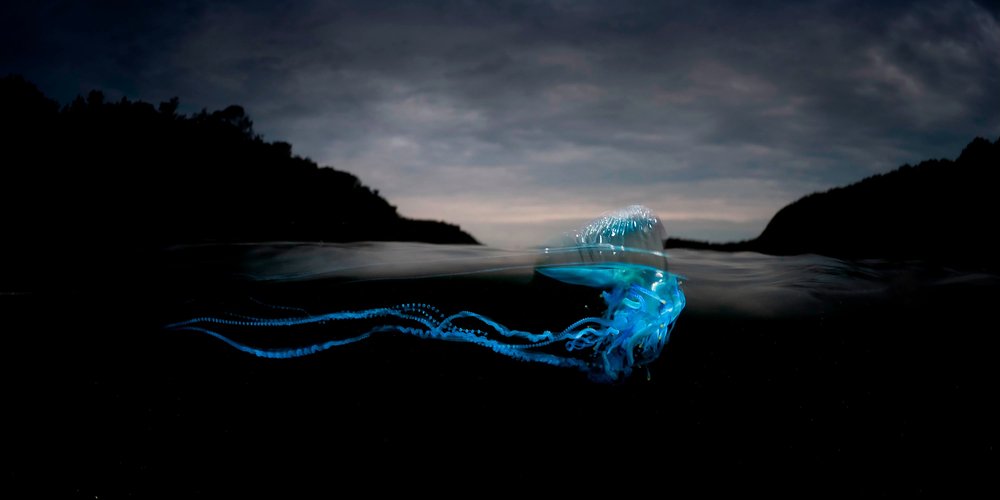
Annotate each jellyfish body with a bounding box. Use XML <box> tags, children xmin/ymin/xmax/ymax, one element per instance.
<box><xmin>167</xmin><ymin>205</ymin><xmax>685</xmax><ymax>381</ymax></box>
<box><xmin>537</xmin><ymin>264</ymin><xmax>684</xmax><ymax>380</ymax></box>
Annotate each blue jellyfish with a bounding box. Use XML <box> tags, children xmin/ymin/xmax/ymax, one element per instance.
<box><xmin>167</xmin><ymin>205</ymin><xmax>685</xmax><ymax>381</ymax></box>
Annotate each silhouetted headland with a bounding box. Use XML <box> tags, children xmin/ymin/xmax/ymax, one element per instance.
<box><xmin>0</xmin><ymin>75</ymin><xmax>477</xmax><ymax>286</ymax></box>
<box><xmin>666</xmin><ymin>136</ymin><xmax>1000</xmax><ymax>269</ymax></box>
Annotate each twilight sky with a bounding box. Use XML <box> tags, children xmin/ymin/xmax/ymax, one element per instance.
<box><xmin>3</xmin><ymin>0</ymin><xmax>999</xmax><ymax>246</ymax></box>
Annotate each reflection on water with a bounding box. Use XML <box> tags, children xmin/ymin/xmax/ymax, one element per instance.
<box><xmin>165</xmin><ymin>241</ymin><xmax>1000</xmax><ymax>320</ymax></box>
<box><xmin>671</xmin><ymin>250</ymin><xmax>884</xmax><ymax>317</ymax></box>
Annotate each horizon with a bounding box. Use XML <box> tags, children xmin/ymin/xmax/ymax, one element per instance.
<box><xmin>3</xmin><ymin>0</ymin><xmax>999</xmax><ymax>247</ymax></box>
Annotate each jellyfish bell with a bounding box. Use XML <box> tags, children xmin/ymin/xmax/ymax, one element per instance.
<box><xmin>536</xmin><ymin>205</ymin><xmax>670</xmax><ymax>280</ymax></box>
<box><xmin>535</xmin><ymin>205</ymin><xmax>685</xmax><ymax>380</ymax></box>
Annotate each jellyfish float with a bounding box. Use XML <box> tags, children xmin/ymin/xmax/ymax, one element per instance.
<box><xmin>167</xmin><ymin>205</ymin><xmax>685</xmax><ymax>381</ymax></box>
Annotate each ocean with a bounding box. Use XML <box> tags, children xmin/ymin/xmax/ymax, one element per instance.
<box><xmin>3</xmin><ymin>242</ymin><xmax>995</xmax><ymax>495</ymax></box>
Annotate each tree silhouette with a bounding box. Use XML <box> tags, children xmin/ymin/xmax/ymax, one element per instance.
<box><xmin>0</xmin><ymin>75</ymin><xmax>477</xmax><ymax>286</ymax></box>
<box><xmin>666</xmin><ymin>135</ymin><xmax>1000</xmax><ymax>270</ymax></box>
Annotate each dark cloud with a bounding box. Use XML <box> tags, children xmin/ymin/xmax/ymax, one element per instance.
<box><xmin>3</xmin><ymin>0</ymin><xmax>999</xmax><ymax>246</ymax></box>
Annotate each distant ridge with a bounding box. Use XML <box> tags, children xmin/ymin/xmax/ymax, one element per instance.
<box><xmin>0</xmin><ymin>75</ymin><xmax>478</xmax><ymax>247</ymax></box>
<box><xmin>0</xmin><ymin>75</ymin><xmax>476</xmax><ymax>286</ymax></box>
<box><xmin>666</xmin><ymin>136</ymin><xmax>1000</xmax><ymax>269</ymax></box>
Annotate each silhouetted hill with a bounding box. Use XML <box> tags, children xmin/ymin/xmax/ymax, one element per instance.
<box><xmin>667</xmin><ymin>136</ymin><xmax>1000</xmax><ymax>268</ymax></box>
<box><xmin>662</xmin><ymin>238</ymin><xmax>753</xmax><ymax>252</ymax></box>
<box><xmin>0</xmin><ymin>75</ymin><xmax>477</xmax><ymax>285</ymax></box>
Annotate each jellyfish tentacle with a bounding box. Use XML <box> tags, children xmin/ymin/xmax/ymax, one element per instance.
<box><xmin>167</xmin><ymin>205</ymin><xmax>686</xmax><ymax>381</ymax></box>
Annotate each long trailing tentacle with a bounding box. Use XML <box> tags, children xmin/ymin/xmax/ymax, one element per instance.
<box><xmin>166</xmin><ymin>274</ymin><xmax>683</xmax><ymax>381</ymax></box>
<box><xmin>165</xmin><ymin>205</ymin><xmax>686</xmax><ymax>381</ymax></box>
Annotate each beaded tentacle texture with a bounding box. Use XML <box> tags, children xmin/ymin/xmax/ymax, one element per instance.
<box><xmin>167</xmin><ymin>205</ymin><xmax>686</xmax><ymax>381</ymax></box>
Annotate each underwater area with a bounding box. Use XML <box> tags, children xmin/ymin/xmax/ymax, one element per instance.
<box><xmin>3</xmin><ymin>238</ymin><xmax>996</xmax><ymax>495</ymax></box>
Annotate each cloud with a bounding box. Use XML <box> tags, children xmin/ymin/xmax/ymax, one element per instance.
<box><xmin>3</xmin><ymin>0</ymin><xmax>999</xmax><ymax>246</ymax></box>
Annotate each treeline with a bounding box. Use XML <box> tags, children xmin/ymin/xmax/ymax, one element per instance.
<box><xmin>666</xmin><ymin>136</ymin><xmax>1000</xmax><ymax>269</ymax></box>
<box><xmin>0</xmin><ymin>75</ymin><xmax>477</xmax><ymax>286</ymax></box>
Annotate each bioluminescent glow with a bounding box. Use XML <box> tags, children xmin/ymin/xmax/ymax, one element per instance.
<box><xmin>167</xmin><ymin>205</ymin><xmax>686</xmax><ymax>381</ymax></box>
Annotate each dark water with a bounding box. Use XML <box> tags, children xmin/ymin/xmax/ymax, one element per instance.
<box><xmin>3</xmin><ymin>243</ymin><xmax>996</xmax><ymax>495</ymax></box>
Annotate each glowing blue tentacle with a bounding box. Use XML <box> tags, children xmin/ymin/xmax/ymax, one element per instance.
<box><xmin>167</xmin><ymin>205</ymin><xmax>687</xmax><ymax>380</ymax></box>
<box><xmin>171</xmin><ymin>326</ymin><xmax>377</xmax><ymax>358</ymax></box>
<box><xmin>168</xmin><ymin>272</ymin><xmax>683</xmax><ymax>380</ymax></box>
<box><xmin>167</xmin><ymin>304</ymin><xmax>443</xmax><ymax>330</ymax></box>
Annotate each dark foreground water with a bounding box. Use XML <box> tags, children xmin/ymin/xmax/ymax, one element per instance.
<box><xmin>3</xmin><ymin>243</ymin><xmax>996</xmax><ymax>496</ymax></box>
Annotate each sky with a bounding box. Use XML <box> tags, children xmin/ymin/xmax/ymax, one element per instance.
<box><xmin>3</xmin><ymin>0</ymin><xmax>999</xmax><ymax>247</ymax></box>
